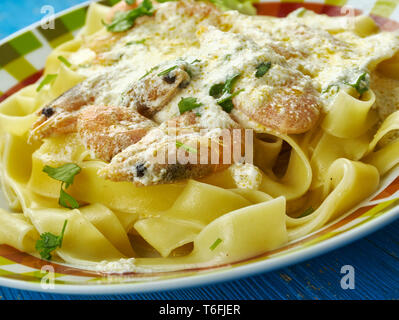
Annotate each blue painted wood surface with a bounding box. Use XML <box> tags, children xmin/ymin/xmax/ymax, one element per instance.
<box><xmin>0</xmin><ymin>0</ymin><xmax>398</xmax><ymax>300</ymax></box>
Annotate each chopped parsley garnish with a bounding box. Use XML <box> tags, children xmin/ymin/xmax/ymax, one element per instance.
<box><xmin>104</xmin><ymin>0</ymin><xmax>154</xmax><ymax>33</ymax></box>
<box><xmin>35</xmin><ymin>220</ymin><xmax>68</xmax><ymax>260</ymax></box>
<box><xmin>294</xmin><ymin>7</ymin><xmax>307</xmax><ymax>17</ymax></box>
<box><xmin>43</xmin><ymin>163</ymin><xmax>81</xmax><ymax>187</ymax></box>
<box><xmin>176</xmin><ymin>141</ymin><xmax>197</xmax><ymax>154</ymax></box>
<box><xmin>156</xmin><ymin>60</ymin><xmax>200</xmax><ymax>79</ymax></box>
<box><xmin>217</xmin><ymin>89</ymin><xmax>244</xmax><ymax>113</ymax></box>
<box><xmin>157</xmin><ymin>65</ymin><xmax>178</xmax><ymax>77</ymax></box>
<box><xmin>178</xmin><ymin>97</ymin><xmax>203</xmax><ymax>114</ymax></box>
<box><xmin>184</xmin><ymin>60</ymin><xmax>201</xmax><ymax>78</ymax></box>
<box><xmin>43</xmin><ymin>163</ymin><xmax>81</xmax><ymax>209</ymax></box>
<box><xmin>224</xmin><ymin>73</ymin><xmax>240</xmax><ymax>94</ymax></box>
<box><xmin>209</xmin><ymin>73</ymin><xmax>242</xmax><ymax>113</ymax></box>
<box><xmin>345</xmin><ymin>72</ymin><xmax>370</xmax><ymax>95</ymax></box>
<box><xmin>59</xmin><ymin>187</ymin><xmax>80</xmax><ymax>209</ymax></box>
<box><xmin>126</xmin><ymin>38</ymin><xmax>146</xmax><ymax>45</ymax></box>
<box><xmin>209</xmin><ymin>83</ymin><xmax>225</xmax><ymax>98</ymax></box>
<box><xmin>255</xmin><ymin>62</ymin><xmax>272</xmax><ymax>78</ymax></box>
<box><xmin>125</xmin><ymin>0</ymin><xmax>136</xmax><ymax>4</ymax></box>
<box><xmin>57</xmin><ymin>56</ymin><xmax>71</xmax><ymax>67</ymax></box>
<box><xmin>322</xmin><ymin>83</ymin><xmax>340</xmax><ymax>94</ymax></box>
<box><xmin>139</xmin><ymin>65</ymin><xmax>159</xmax><ymax>80</ymax></box>
<box><xmin>323</xmin><ymin>71</ymin><xmax>370</xmax><ymax>96</ymax></box>
<box><xmin>299</xmin><ymin>207</ymin><xmax>315</xmax><ymax>218</ymax></box>
<box><xmin>36</xmin><ymin>74</ymin><xmax>58</xmax><ymax>92</ymax></box>
<box><xmin>210</xmin><ymin>238</ymin><xmax>222</xmax><ymax>251</ymax></box>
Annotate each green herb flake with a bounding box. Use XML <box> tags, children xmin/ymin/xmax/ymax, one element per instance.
<box><xmin>209</xmin><ymin>83</ymin><xmax>225</xmax><ymax>99</ymax></box>
<box><xmin>126</xmin><ymin>38</ymin><xmax>146</xmax><ymax>45</ymax></box>
<box><xmin>125</xmin><ymin>0</ymin><xmax>136</xmax><ymax>4</ymax></box>
<box><xmin>209</xmin><ymin>73</ymin><xmax>242</xmax><ymax>113</ymax></box>
<box><xmin>322</xmin><ymin>83</ymin><xmax>340</xmax><ymax>94</ymax></box>
<box><xmin>210</xmin><ymin>238</ymin><xmax>222</xmax><ymax>251</ymax></box>
<box><xmin>57</xmin><ymin>56</ymin><xmax>72</xmax><ymax>68</ymax></box>
<box><xmin>346</xmin><ymin>72</ymin><xmax>370</xmax><ymax>95</ymax></box>
<box><xmin>104</xmin><ymin>0</ymin><xmax>154</xmax><ymax>33</ymax></box>
<box><xmin>43</xmin><ymin>164</ymin><xmax>81</xmax><ymax>209</ymax></box>
<box><xmin>176</xmin><ymin>141</ymin><xmax>198</xmax><ymax>154</ymax></box>
<box><xmin>224</xmin><ymin>73</ymin><xmax>240</xmax><ymax>94</ymax></box>
<box><xmin>157</xmin><ymin>65</ymin><xmax>178</xmax><ymax>77</ymax></box>
<box><xmin>255</xmin><ymin>62</ymin><xmax>272</xmax><ymax>78</ymax></box>
<box><xmin>43</xmin><ymin>163</ymin><xmax>81</xmax><ymax>188</ymax></box>
<box><xmin>35</xmin><ymin>220</ymin><xmax>68</xmax><ymax>260</ymax></box>
<box><xmin>178</xmin><ymin>97</ymin><xmax>203</xmax><ymax>114</ymax></box>
<box><xmin>218</xmin><ymin>99</ymin><xmax>234</xmax><ymax>113</ymax></box>
<box><xmin>139</xmin><ymin>65</ymin><xmax>159</xmax><ymax>80</ymax></box>
<box><xmin>299</xmin><ymin>207</ymin><xmax>315</xmax><ymax>218</ymax></box>
<box><xmin>224</xmin><ymin>54</ymin><xmax>232</xmax><ymax>61</ymax></box>
<box><xmin>294</xmin><ymin>7</ymin><xmax>307</xmax><ymax>17</ymax></box>
<box><xmin>209</xmin><ymin>73</ymin><xmax>240</xmax><ymax>99</ymax></box>
<box><xmin>36</xmin><ymin>74</ymin><xmax>58</xmax><ymax>92</ymax></box>
<box><xmin>59</xmin><ymin>187</ymin><xmax>80</xmax><ymax>209</ymax></box>
<box><xmin>218</xmin><ymin>89</ymin><xmax>244</xmax><ymax>113</ymax></box>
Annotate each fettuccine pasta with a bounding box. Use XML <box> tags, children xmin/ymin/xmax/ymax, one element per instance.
<box><xmin>0</xmin><ymin>0</ymin><xmax>398</xmax><ymax>272</ymax></box>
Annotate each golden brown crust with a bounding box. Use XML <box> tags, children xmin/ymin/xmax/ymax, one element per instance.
<box><xmin>29</xmin><ymin>83</ymin><xmax>96</xmax><ymax>142</ymax></box>
<box><xmin>247</xmin><ymin>86</ymin><xmax>320</xmax><ymax>134</ymax></box>
<box><xmin>77</xmin><ymin>105</ymin><xmax>156</xmax><ymax>162</ymax></box>
<box><xmin>124</xmin><ymin>66</ymin><xmax>191</xmax><ymax>118</ymax></box>
<box><xmin>100</xmin><ymin>118</ymin><xmax>249</xmax><ymax>186</ymax></box>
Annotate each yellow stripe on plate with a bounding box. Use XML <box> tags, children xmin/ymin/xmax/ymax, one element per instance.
<box><xmin>371</xmin><ymin>0</ymin><xmax>399</xmax><ymax>17</ymax></box>
<box><xmin>325</xmin><ymin>0</ymin><xmax>348</xmax><ymax>6</ymax></box>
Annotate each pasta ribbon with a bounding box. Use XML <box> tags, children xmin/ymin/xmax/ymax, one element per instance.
<box><xmin>322</xmin><ymin>90</ymin><xmax>377</xmax><ymax>139</ymax></box>
<box><xmin>287</xmin><ymin>159</ymin><xmax>379</xmax><ymax>238</ymax></box>
<box><xmin>0</xmin><ymin>210</ymin><xmax>39</xmax><ymax>253</ymax></box>
<box><xmin>0</xmin><ymin>1</ymin><xmax>398</xmax><ymax>271</ymax></box>
<box><xmin>27</xmin><ymin>207</ymin><xmax>125</xmax><ymax>263</ymax></box>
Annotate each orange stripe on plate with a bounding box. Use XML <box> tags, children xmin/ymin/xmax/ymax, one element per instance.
<box><xmin>0</xmin><ymin>69</ymin><xmax>43</xmax><ymax>103</ymax></box>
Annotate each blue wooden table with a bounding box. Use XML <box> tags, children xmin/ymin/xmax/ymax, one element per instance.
<box><xmin>0</xmin><ymin>0</ymin><xmax>398</xmax><ymax>300</ymax></box>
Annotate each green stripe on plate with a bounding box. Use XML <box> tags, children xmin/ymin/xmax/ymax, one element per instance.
<box><xmin>49</xmin><ymin>32</ymin><xmax>75</xmax><ymax>49</ymax></box>
<box><xmin>3</xmin><ymin>57</ymin><xmax>37</xmax><ymax>81</ymax></box>
<box><xmin>60</xmin><ymin>7</ymin><xmax>88</xmax><ymax>31</ymax></box>
<box><xmin>325</xmin><ymin>0</ymin><xmax>348</xmax><ymax>6</ymax></box>
<box><xmin>99</xmin><ymin>0</ymin><xmax>122</xmax><ymax>6</ymax></box>
<box><xmin>0</xmin><ymin>43</ymin><xmax>20</xmax><ymax>68</ymax></box>
<box><xmin>0</xmin><ymin>257</ymin><xmax>14</xmax><ymax>266</ymax></box>
<box><xmin>9</xmin><ymin>31</ymin><xmax>42</xmax><ymax>56</ymax></box>
<box><xmin>37</xmin><ymin>18</ymin><xmax>69</xmax><ymax>42</ymax></box>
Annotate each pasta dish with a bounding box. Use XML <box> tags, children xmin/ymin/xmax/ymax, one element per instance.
<box><xmin>0</xmin><ymin>0</ymin><xmax>398</xmax><ymax>272</ymax></box>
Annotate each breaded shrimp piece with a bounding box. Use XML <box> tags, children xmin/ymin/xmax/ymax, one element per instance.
<box><xmin>233</xmin><ymin>81</ymin><xmax>320</xmax><ymax>134</ymax></box>
<box><xmin>29</xmin><ymin>64</ymin><xmax>189</xmax><ymax>142</ymax></box>
<box><xmin>99</xmin><ymin>113</ymin><xmax>248</xmax><ymax>186</ymax></box>
<box><xmin>123</xmin><ymin>65</ymin><xmax>191</xmax><ymax>118</ymax></box>
<box><xmin>196</xmin><ymin>26</ymin><xmax>321</xmax><ymax>135</ymax></box>
<box><xmin>29</xmin><ymin>80</ymin><xmax>98</xmax><ymax>142</ymax></box>
<box><xmin>77</xmin><ymin>105</ymin><xmax>157</xmax><ymax>162</ymax></box>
